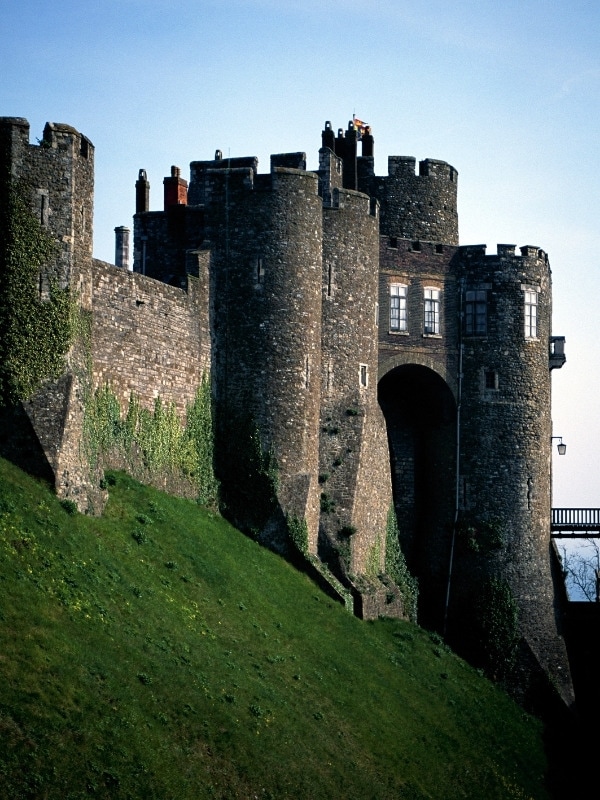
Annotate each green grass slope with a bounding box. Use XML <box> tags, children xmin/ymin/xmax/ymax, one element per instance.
<box><xmin>0</xmin><ymin>457</ymin><xmax>549</xmax><ymax>799</ymax></box>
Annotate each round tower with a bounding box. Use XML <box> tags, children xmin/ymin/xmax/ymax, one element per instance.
<box><xmin>368</xmin><ymin>156</ymin><xmax>459</xmax><ymax>245</ymax></box>
<box><xmin>205</xmin><ymin>165</ymin><xmax>323</xmax><ymax>551</ymax></box>
<box><xmin>451</xmin><ymin>243</ymin><xmax>573</xmax><ymax>706</ymax></box>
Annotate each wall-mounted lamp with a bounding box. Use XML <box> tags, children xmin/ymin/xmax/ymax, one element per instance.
<box><xmin>551</xmin><ymin>436</ymin><xmax>567</xmax><ymax>455</ymax></box>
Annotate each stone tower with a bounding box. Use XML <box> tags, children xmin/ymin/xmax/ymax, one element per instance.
<box><xmin>454</xmin><ymin>243</ymin><xmax>572</xmax><ymax>705</ymax></box>
<box><xmin>202</xmin><ymin>162</ymin><xmax>325</xmax><ymax>550</ymax></box>
<box><xmin>344</xmin><ymin>116</ymin><xmax>573</xmax><ymax>706</ymax></box>
<box><xmin>0</xmin><ymin>117</ymin><xmax>100</xmax><ymax>508</ymax></box>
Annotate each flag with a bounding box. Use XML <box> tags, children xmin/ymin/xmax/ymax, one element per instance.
<box><xmin>352</xmin><ymin>116</ymin><xmax>370</xmax><ymax>137</ymax></box>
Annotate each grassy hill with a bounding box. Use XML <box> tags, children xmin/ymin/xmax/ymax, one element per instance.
<box><xmin>0</xmin><ymin>456</ymin><xmax>551</xmax><ymax>799</ymax></box>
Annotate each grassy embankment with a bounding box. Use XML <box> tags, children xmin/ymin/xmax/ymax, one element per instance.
<box><xmin>0</xmin><ymin>456</ymin><xmax>550</xmax><ymax>799</ymax></box>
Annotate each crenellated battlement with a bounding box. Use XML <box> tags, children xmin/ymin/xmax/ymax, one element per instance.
<box><xmin>329</xmin><ymin>186</ymin><xmax>377</xmax><ymax>218</ymax></box>
<box><xmin>200</xmin><ymin>163</ymin><xmax>319</xmax><ymax>203</ymax></box>
<box><xmin>271</xmin><ymin>152</ymin><xmax>307</xmax><ymax>171</ymax></box>
<box><xmin>42</xmin><ymin>122</ymin><xmax>94</xmax><ymax>157</ymax></box>
<box><xmin>387</xmin><ymin>155</ymin><xmax>457</xmax><ymax>183</ymax></box>
<box><xmin>0</xmin><ymin>118</ymin><xmax>94</xmax><ymax>175</ymax></box>
<box><xmin>0</xmin><ymin>117</ymin><xmax>31</xmax><ymax>152</ymax></box>
<box><xmin>188</xmin><ymin>155</ymin><xmax>258</xmax><ymax>205</ymax></box>
<box><xmin>459</xmin><ymin>243</ymin><xmax>548</xmax><ymax>263</ymax></box>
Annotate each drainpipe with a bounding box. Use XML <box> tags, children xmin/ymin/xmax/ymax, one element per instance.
<box><xmin>444</xmin><ymin>278</ymin><xmax>464</xmax><ymax>636</ymax></box>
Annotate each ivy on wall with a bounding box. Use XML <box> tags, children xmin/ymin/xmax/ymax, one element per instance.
<box><xmin>385</xmin><ymin>506</ymin><xmax>418</xmax><ymax>622</ymax></box>
<box><xmin>455</xmin><ymin>513</ymin><xmax>504</xmax><ymax>555</ymax></box>
<box><xmin>184</xmin><ymin>376</ymin><xmax>220</xmax><ymax>507</ymax></box>
<box><xmin>0</xmin><ymin>181</ymin><xmax>74</xmax><ymax>404</ymax></box>
<box><xmin>287</xmin><ymin>514</ymin><xmax>308</xmax><ymax>555</ymax></box>
<box><xmin>365</xmin><ymin>536</ymin><xmax>382</xmax><ymax>579</ymax></box>
<box><xmin>216</xmin><ymin>409</ymin><xmax>279</xmax><ymax>537</ymax></box>
<box><xmin>83</xmin><ymin>375</ymin><xmax>218</xmax><ymax>508</ymax></box>
<box><xmin>473</xmin><ymin>577</ymin><xmax>519</xmax><ymax>682</ymax></box>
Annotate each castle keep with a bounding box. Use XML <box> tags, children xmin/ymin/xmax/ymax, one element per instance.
<box><xmin>0</xmin><ymin>116</ymin><xmax>573</xmax><ymax>707</ymax></box>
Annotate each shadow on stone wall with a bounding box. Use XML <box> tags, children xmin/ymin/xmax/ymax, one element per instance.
<box><xmin>0</xmin><ymin>404</ymin><xmax>55</xmax><ymax>485</ymax></box>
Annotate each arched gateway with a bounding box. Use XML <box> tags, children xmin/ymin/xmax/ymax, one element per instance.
<box><xmin>378</xmin><ymin>364</ymin><xmax>456</xmax><ymax>632</ymax></box>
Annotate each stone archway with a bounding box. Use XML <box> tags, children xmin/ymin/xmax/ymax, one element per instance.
<box><xmin>378</xmin><ymin>364</ymin><xmax>456</xmax><ymax>631</ymax></box>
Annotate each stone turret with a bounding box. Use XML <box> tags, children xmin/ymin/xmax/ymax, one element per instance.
<box><xmin>202</xmin><ymin>165</ymin><xmax>323</xmax><ymax>550</ymax></box>
<box><xmin>0</xmin><ymin>117</ymin><xmax>99</xmax><ymax>508</ymax></box>
<box><xmin>319</xmin><ymin>188</ymin><xmax>387</xmax><ymax>568</ymax></box>
<box><xmin>453</xmin><ymin>243</ymin><xmax>573</xmax><ymax>706</ymax></box>
<box><xmin>363</xmin><ymin>155</ymin><xmax>459</xmax><ymax>245</ymax></box>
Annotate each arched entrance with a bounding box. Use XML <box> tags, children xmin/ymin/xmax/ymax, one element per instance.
<box><xmin>378</xmin><ymin>364</ymin><xmax>457</xmax><ymax>631</ymax></box>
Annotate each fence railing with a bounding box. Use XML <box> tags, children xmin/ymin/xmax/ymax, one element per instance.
<box><xmin>551</xmin><ymin>508</ymin><xmax>600</xmax><ymax>535</ymax></box>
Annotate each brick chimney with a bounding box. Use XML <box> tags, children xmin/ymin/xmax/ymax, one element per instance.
<box><xmin>163</xmin><ymin>165</ymin><xmax>188</xmax><ymax>209</ymax></box>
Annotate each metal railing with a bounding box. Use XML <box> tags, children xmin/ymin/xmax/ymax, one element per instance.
<box><xmin>551</xmin><ymin>508</ymin><xmax>600</xmax><ymax>536</ymax></box>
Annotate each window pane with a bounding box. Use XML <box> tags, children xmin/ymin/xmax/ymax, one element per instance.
<box><xmin>390</xmin><ymin>284</ymin><xmax>407</xmax><ymax>331</ymax></box>
<box><xmin>465</xmin><ymin>289</ymin><xmax>487</xmax><ymax>335</ymax></box>
<box><xmin>524</xmin><ymin>290</ymin><xmax>537</xmax><ymax>337</ymax></box>
<box><xmin>424</xmin><ymin>288</ymin><xmax>440</xmax><ymax>334</ymax></box>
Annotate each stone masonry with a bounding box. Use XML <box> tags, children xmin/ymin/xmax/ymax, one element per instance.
<box><xmin>0</xmin><ymin>115</ymin><xmax>573</xmax><ymax>707</ymax></box>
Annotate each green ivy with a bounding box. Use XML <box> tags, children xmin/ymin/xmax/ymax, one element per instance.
<box><xmin>83</xmin><ymin>376</ymin><xmax>218</xmax><ymax>508</ymax></box>
<box><xmin>306</xmin><ymin>555</ymin><xmax>354</xmax><ymax>612</ymax></box>
<box><xmin>336</xmin><ymin>537</ymin><xmax>351</xmax><ymax>573</ymax></box>
<box><xmin>184</xmin><ymin>374</ymin><xmax>219</xmax><ymax>506</ymax></box>
<box><xmin>455</xmin><ymin>513</ymin><xmax>504</xmax><ymax>554</ymax></box>
<box><xmin>385</xmin><ymin>506</ymin><xmax>418</xmax><ymax>622</ymax></box>
<box><xmin>320</xmin><ymin>493</ymin><xmax>336</xmax><ymax>513</ymax></box>
<box><xmin>216</xmin><ymin>409</ymin><xmax>279</xmax><ymax>536</ymax></box>
<box><xmin>0</xmin><ymin>181</ymin><xmax>74</xmax><ymax>403</ymax></box>
<box><xmin>365</xmin><ymin>536</ymin><xmax>382</xmax><ymax>578</ymax></box>
<box><xmin>474</xmin><ymin>578</ymin><xmax>519</xmax><ymax>681</ymax></box>
<box><xmin>287</xmin><ymin>514</ymin><xmax>308</xmax><ymax>555</ymax></box>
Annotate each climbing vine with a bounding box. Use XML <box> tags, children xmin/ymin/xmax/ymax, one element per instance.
<box><xmin>385</xmin><ymin>505</ymin><xmax>418</xmax><ymax>622</ymax></box>
<box><xmin>216</xmin><ymin>409</ymin><xmax>279</xmax><ymax>536</ymax></box>
<box><xmin>0</xmin><ymin>180</ymin><xmax>74</xmax><ymax>403</ymax></box>
<box><xmin>455</xmin><ymin>513</ymin><xmax>504</xmax><ymax>555</ymax></box>
<box><xmin>473</xmin><ymin>577</ymin><xmax>519</xmax><ymax>681</ymax></box>
<box><xmin>287</xmin><ymin>514</ymin><xmax>308</xmax><ymax>555</ymax></box>
<box><xmin>83</xmin><ymin>375</ymin><xmax>218</xmax><ymax>507</ymax></box>
<box><xmin>365</xmin><ymin>536</ymin><xmax>382</xmax><ymax>579</ymax></box>
<box><xmin>184</xmin><ymin>375</ymin><xmax>219</xmax><ymax>506</ymax></box>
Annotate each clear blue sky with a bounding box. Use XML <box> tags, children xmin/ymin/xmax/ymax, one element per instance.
<box><xmin>2</xmin><ymin>0</ymin><xmax>599</xmax><ymax>506</ymax></box>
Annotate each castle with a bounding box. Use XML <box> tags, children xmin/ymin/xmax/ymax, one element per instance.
<box><xmin>0</xmin><ymin>116</ymin><xmax>574</xmax><ymax>708</ymax></box>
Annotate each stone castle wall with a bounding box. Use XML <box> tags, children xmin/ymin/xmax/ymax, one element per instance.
<box><xmin>91</xmin><ymin>258</ymin><xmax>210</xmax><ymax>418</ymax></box>
<box><xmin>0</xmin><ymin>116</ymin><xmax>574</xmax><ymax>706</ymax></box>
